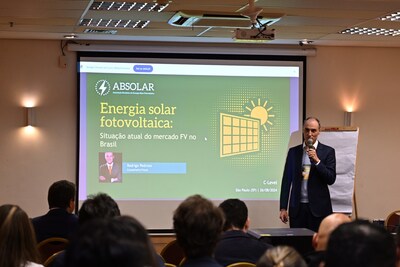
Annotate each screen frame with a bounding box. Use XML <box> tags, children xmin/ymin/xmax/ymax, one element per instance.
<box><xmin>76</xmin><ymin>51</ymin><xmax>307</xmax><ymax>229</ymax></box>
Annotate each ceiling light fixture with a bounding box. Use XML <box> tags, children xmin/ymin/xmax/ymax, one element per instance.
<box><xmin>340</xmin><ymin>27</ymin><xmax>400</xmax><ymax>36</ymax></box>
<box><xmin>80</xmin><ymin>19</ymin><xmax>150</xmax><ymax>28</ymax></box>
<box><xmin>299</xmin><ymin>39</ymin><xmax>313</xmax><ymax>46</ymax></box>
<box><xmin>381</xmin><ymin>11</ymin><xmax>400</xmax><ymax>21</ymax></box>
<box><xmin>64</xmin><ymin>34</ymin><xmax>77</xmax><ymax>39</ymax></box>
<box><xmin>90</xmin><ymin>1</ymin><xmax>169</xmax><ymax>12</ymax></box>
<box><xmin>83</xmin><ymin>29</ymin><xmax>118</xmax><ymax>34</ymax></box>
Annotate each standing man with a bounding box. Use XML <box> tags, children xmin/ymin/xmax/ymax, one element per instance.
<box><xmin>99</xmin><ymin>152</ymin><xmax>122</xmax><ymax>183</ymax></box>
<box><xmin>279</xmin><ymin>117</ymin><xmax>336</xmax><ymax>232</ymax></box>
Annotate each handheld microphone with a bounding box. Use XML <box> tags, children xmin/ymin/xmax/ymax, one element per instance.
<box><xmin>307</xmin><ymin>138</ymin><xmax>315</xmax><ymax>150</ymax></box>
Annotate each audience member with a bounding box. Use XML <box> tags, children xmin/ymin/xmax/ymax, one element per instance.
<box><xmin>324</xmin><ymin>219</ymin><xmax>397</xmax><ymax>267</ymax></box>
<box><xmin>0</xmin><ymin>204</ymin><xmax>43</xmax><ymax>267</ymax></box>
<box><xmin>304</xmin><ymin>213</ymin><xmax>351</xmax><ymax>267</ymax></box>
<box><xmin>77</xmin><ymin>192</ymin><xmax>121</xmax><ymax>224</ymax></box>
<box><xmin>49</xmin><ymin>192</ymin><xmax>121</xmax><ymax>267</ymax></box>
<box><xmin>257</xmin><ymin>246</ymin><xmax>307</xmax><ymax>267</ymax></box>
<box><xmin>31</xmin><ymin>180</ymin><xmax>78</xmax><ymax>242</ymax></box>
<box><xmin>173</xmin><ymin>194</ymin><xmax>224</xmax><ymax>267</ymax></box>
<box><xmin>214</xmin><ymin>198</ymin><xmax>273</xmax><ymax>266</ymax></box>
<box><xmin>65</xmin><ymin>215</ymin><xmax>158</xmax><ymax>267</ymax></box>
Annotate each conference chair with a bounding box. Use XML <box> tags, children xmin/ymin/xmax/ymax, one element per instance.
<box><xmin>43</xmin><ymin>250</ymin><xmax>64</xmax><ymax>267</ymax></box>
<box><xmin>37</xmin><ymin>237</ymin><xmax>69</xmax><ymax>264</ymax></box>
<box><xmin>384</xmin><ymin>210</ymin><xmax>400</xmax><ymax>233</ymax></box>
<box><xmin>226</xmin><ymin>262</ymin><xmax>256</xmax><ymax>267</ymax></box>
<box><xmin>160</xmin><ymin>239</ymin><xmax>185</xmax><ymax>266</ymax></box>
<box><xmin>179</xmin><ymin>257</ymin><xmax>187</xmax><ymax>266</ymax></box>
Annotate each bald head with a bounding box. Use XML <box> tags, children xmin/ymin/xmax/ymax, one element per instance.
<box><xmin>313</xmin><ymin>213</ymin><xmax>351</xmax><ymax>251</ymax></box>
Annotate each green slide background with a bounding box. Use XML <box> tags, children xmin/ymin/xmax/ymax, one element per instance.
<box><xmin>84</xmin><ymin>73</ymin><xmax>291</xmax><ymax>200</ymax></box>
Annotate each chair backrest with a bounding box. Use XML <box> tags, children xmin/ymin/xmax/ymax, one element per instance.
<box><xmin>37</xmin><ymin>237</ymin><xmax>69</xmax><ymax>264</ymax></box>
<box><xmin>43</xmin><ymin>250</ymin><xmax>65</xmax><ymax>267</ymax></box>
<box><xmin>384</xmin><ymin>210</ymin><xmax>400</xmax><ymax>233</ymax></box>
<box><xmin>226</xmin><ymin>262</ymin><xmax>256</xmax><ymax>267</ymax></box>
<box><xmin>179</xmin><ymin>257</ymin><xmax>187</xmax><ymax>266</ymax></box>
<box><xmin>160</xmin><ymin>239</ymin><xmax>185</xmax><ymax>266</ymax></box>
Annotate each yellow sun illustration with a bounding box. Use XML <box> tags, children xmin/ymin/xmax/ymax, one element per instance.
<box><xmin>244</xmin><ymin>98</ymin><xmax>274</xmax><ymax>131</ymax></box>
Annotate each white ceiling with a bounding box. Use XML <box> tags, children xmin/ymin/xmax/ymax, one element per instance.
<box><xmin>2</xmin><ymin>0</ymin><xmax>400</xmax><ymax>47</ymax></box>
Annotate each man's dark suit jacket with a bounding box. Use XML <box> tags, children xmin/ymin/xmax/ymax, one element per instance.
<box><xmin>303</xmin><ymin>250</ymin><xmax>326</xmax><ymax>267</ymax></box>
<box><xmin>280</xmin><ymin>142</ymin><xmax>336</xmax><ymax>219</ymax></box>
<box><xmin>214</xmin><ymin>230</ymin><xmax>273</xmax><ymax>266</ymax></box>
<box><xmin>99</xmin><ymin>163</ymin><xmax>122</xmax><ymax>182</ymax></box>
<box><xmin>31</xmin><ymin>208</ymin><xmax>79</xmax><ymax>243</ymax></box>
<box><xmin>49</xmin><ymin>249</ymin><xmax>167</xmax><ymax>267</ymax></box>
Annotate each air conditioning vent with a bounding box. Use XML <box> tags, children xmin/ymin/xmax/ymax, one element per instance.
<box><xmin>168</xmin><ymin>11</ymin><xmax>282</xmax><ymax>28</ymax></box>
<box><xmin>174</xmin><ymin>16</ymin><xmax>191</xmax><ymax>26</ymax></box>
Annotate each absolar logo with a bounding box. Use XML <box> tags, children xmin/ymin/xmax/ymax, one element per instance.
<box><xmin>95</xmin><ymin>80</ymin><xmax>111</xmax><ymax>96</ymax></box>
<box><xmin>95</xmin><ymin>79</ymin><xmax>155</xmax><ymax>96</ymax></box>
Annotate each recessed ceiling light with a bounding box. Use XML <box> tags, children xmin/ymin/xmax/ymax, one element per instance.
<box><xmin>90</xmin><ymin>1</ymin><xmax>169</xmax><ymax>12</ymax></box>
<box><xmin>340</xmin><ymin>27</ymin><xmax>400</xmax><ymax>36</ymax></box>
<box><xmin>380</xmin><ymin>11</ymin><xmax>400</xmax><ymax>21</ymax></box>
<box><xmin>80</xmin><ymin>19</ymin><xmax>150</xmax><ymax>28</ymax></box>
<box><xmin>83</xmin><ymin>29</ymin><xmax>118</xmax><ymax>34</ymax></box>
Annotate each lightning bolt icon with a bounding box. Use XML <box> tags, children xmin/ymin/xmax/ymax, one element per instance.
<box><xmin>99</xmin><ymin>81</ymin><xmax>107</xmax><ymax>95</ymax></box>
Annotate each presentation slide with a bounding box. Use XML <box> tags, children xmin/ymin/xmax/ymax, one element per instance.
<box><xmin>78</xmin><ymin>55</ymin><xmax>304</xmax><ymax>227</ymax></box>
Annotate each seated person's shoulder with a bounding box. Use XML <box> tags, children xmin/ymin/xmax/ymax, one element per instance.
<box><xmin>303</xmin><ymin>250</ymin><xmax>325</xmax><ymax>267</ymax></box>
<box><xmin>245</xmin><ymin>232</ymin><xmax>272</xmax><ymax>245</ymax></box>
<box><xmin>31</xmin><ymin>215</ymin><xmax>43</xmax><ymax>224</ymax></box>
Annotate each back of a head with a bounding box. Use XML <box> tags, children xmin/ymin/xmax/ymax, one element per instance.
<box><xmin>257</xmin><ymin>246</ymin><xmax>307</xmax><ymax>267</ymax></box>
<box><xmin>48</xmin><ymin>180</ymin><xmax>76</xmax><ymax>209</ymax></box>
<box><xmin>173</xmin><ymin>194</ymin><xmax>224</xmax><ymax>259</ymax></box>
<box><xmin>65</xmin><ymin>215</ymin><xmax>157</xmax><ymax>267</ymax></box>
<box><xmin>78</xmin><ymin>193</ymin><xmax>121</xmax><ymax>224</ymax></box>
<box><xmin>314</xmin><ymin>213</ymin><xmax>351</xmax><ymax>251</ymax></box>
<box><xmin>219</xmin><ymin>198</ymin><xmax>248</xmax><ymax>231</ymax></box>
<box><xmin>325</xmin><ymin>219</ymin><xmax>397</xmax><ymax>267</ymax></box>
<box><xmin>0</xmin><ymin>204</ymin><xmax>40</xmax><ymax>267</ymax></box>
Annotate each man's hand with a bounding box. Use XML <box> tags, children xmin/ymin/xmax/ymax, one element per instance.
<box><xmin>99</xmin><ymin>176</ymin><xmax>106</xmax><ymax>181</ymax></box>
<box><xmin>306</xmin><ymin>148</ymin><xmax>320</xmax><ymax>163</ymax></box>
<box><xmin>280</xmin><ymin>209</ymin><xmax>289</xmax><ymax>224</ymax></box>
